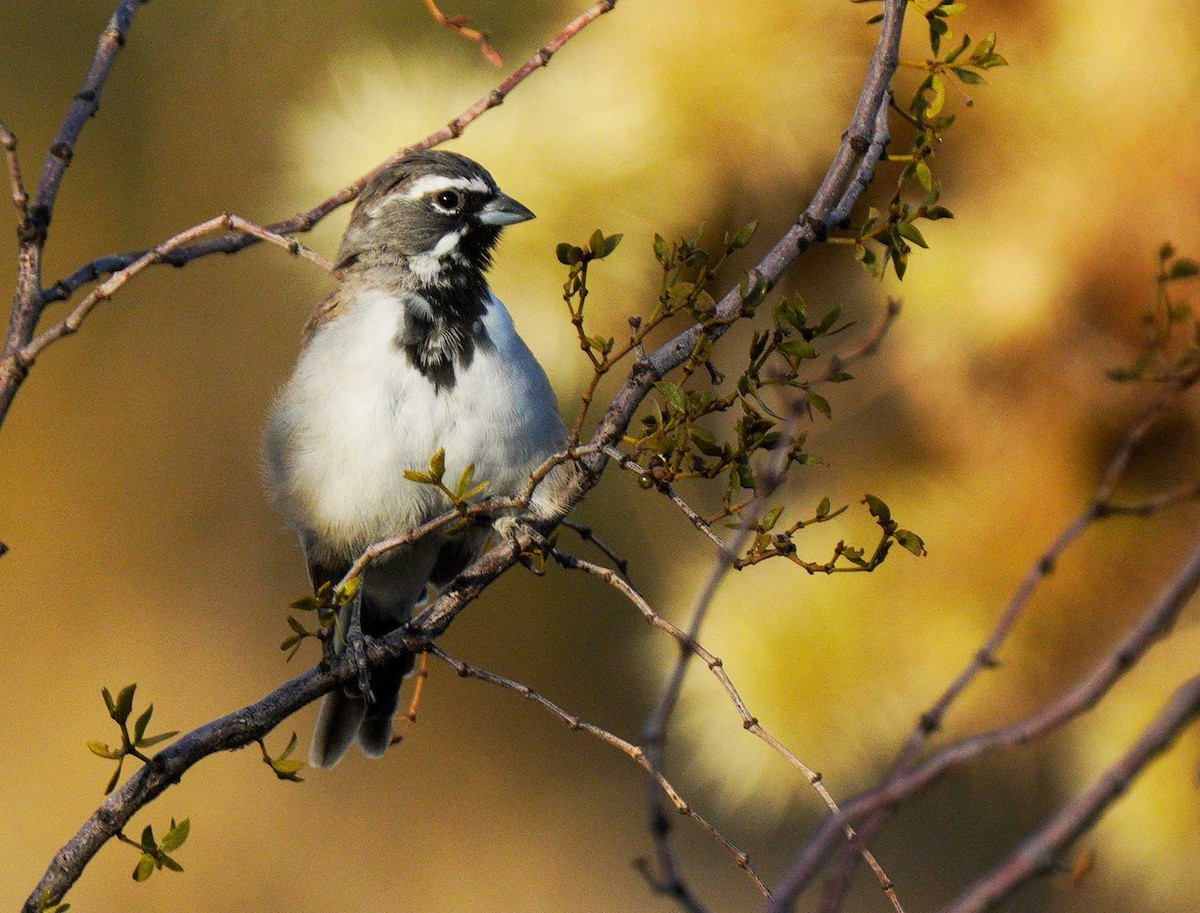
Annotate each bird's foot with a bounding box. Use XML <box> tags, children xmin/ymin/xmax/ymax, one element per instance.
<box><xmin>344</xmin><ymin>590</ymin><xmax>375</xmax><ymax>705</ymax></box>
<box><xmin>494</xmin><ymin>515</ymin><xmax>551</xmax><ymax>573</ymax></box>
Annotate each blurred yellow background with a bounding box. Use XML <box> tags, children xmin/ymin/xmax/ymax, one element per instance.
<box><xmin>2</xmin><ymin>2</ymin><xmax>1199</xmax><ymax>912</ymax></box>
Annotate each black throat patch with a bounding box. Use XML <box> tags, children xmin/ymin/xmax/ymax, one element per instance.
<box><xmin>396</xmin><ymin>275</ymin><xmax>492</xmax><ymax>390</ymax></box>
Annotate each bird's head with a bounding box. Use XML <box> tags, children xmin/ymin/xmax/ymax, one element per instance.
<box><xmin>336</xmin><ymin>150</ymin><xmax>535</xmax><ymax>284</ymax></box>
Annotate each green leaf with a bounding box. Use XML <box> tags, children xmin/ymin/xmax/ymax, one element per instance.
<box><xmin>104</xmin><ymin>761</ymin><xmax>123</xmax><ymax>795</ymax></box>
<box><xmin>114</xmin><ymin>684</ymin><xmax>136</xmax><ymax>724</ymax></box>
<box><xmin>101</xmin><ymin>687</ymin><xmax>116</xmax><ymax>717</ymax></box>
<box><xmin>729</xmin><ymin>220</ymin><xmax>758</xmax><ymax>250</ymax></box>
<box><xmin>140</xmin><ymin>825</ymin><xmax>156</xmax><ymax>851</ymax></box>
<box><xmin>656</xmin><ymin>380</ymin><xmax>689</xmax><ymax>414</ymax></box>
<box><xmin>402</xmin><ymin>470</ymin><xmax>432</xmax><ymax>484</ymax></box>
<box><xmin>809</xmin><ymin>393</ymin><xmax>832</xmax><ymax>418</ymax></box>
<box><xmin>429</xmin><ymin>447</ymin><xmax>446</xmax><ymax>482</ymax></box>
<box><xmin>136</xmin><ymin>730</ymin><xmax>178</xmax><ymax>748</ymax></box>
<box><xmin>895</xmin><ymin>529</ymin><xmax>927</xmax><ymax>556</ymax></box>
<box><xmin>133</xmin><ymin>854</ymin><xmax>155</xmax><ymax>882</ymax></box>
<box><xmin>556</xmin><ymin>243</ymin><xmax>583</xmax><ymax>265</ymax></box>
<box><xmin>972</xmin><ymin>32</ymin><xmax>996</xmax><ymax>59</ymax></box>
<box><xmin>602</xmin><ymin>233</ymin><xmax>623</xmax><ymax>257</ymax></box>
<box><xmin>158</xmin><ymin>855</ymin><xmax>184</xmax><ymax>874</ymax></box>
<box><xmin>926</xmin><ymin>75</ymin><xmax>946</xmax><ymax>119</ymax></box>
<box><xmin>816</xmin><ymin>496</ymin><xmax>831</xmax><ymax>519</ymax></box>
<box><xmin>781</xmin><ymin>338</ymin><xmax>818</xmax><ymax>359</ymax></box>
<box><xmin>862</xmin><ymin>494</ymin><xmax>892</xmax><ymax>524</ymax></box>
<box><xmin>133</xmin><ymin>704</ymin><xmax>153</xmax><ymax>744</ymax></box>
<box><xmin>160</xmin><ymin>818</ymin><xmax>190</xmax><ymax>852</ymax></box>
<box><xmin>914</xmin><ymin>160</ymin><xmax>934</xmax><ymax>193</ymax></box>
<box><xmin>923</xmin><ymin>205</ymin><xmax>954</xmax><ymax>220</ymax></box>
<box><xmin>88</xmin><ymin>740</ymin><xmax>117</xmax><ymax>759</ymax></box>
<box><xmin>760</xmin><ymin>505</ymin><xmax>785</xmax><ymax>532</ymax></box>
<box><xmin>951</xmin><ymin>67</ymin><xmax>984</xmax><ymax>84</ymax></box>
<box><xmin>898</xmin><ymin>221</ymin><xmax>929</xmax><ymax>249</ymax></box>
<box><xmin>1168</xmin><ymin>258</ymin><xmax>1200</xmax><ymax>280</ymax></box>
<box><xmin>653</xmin><ymin>234</ymin><xmax>669</xmax><ymax>265</ymax></box>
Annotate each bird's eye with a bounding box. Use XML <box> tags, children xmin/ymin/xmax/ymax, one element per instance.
<box><xmin>433</xmin><ymin>189</ymin><xmax>464</xmax><ymax>212</ymax></box>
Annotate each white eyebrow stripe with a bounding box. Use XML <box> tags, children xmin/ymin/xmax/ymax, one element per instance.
<box><xmin>399</xmin><ymin>175</ymin><xmax>491</xmax><ymax>200</ymax></box>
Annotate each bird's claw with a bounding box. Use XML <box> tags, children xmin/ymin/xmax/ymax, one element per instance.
<box><xmin>344</xmin><ymin>590</ymin><xmax>375</xmax><ymax>704</ymax></box>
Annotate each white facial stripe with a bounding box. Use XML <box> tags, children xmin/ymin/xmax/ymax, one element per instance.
<box><xmin>399</xmin><ymin>175</ymin><xmax>491</xmax><ymax>200</ymax></box>
<box><xmin>366</xmin><ymin>176</ymin><xmax>491</xmax><ymax>220</ymax></box>
<box><xmin>407</xmin><ymin>230</ymin><xmax>464</xmax><ymax>285</ymax></box>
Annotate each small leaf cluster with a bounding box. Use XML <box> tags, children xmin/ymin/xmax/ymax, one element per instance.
<box><xmin>126</xmin><ymin>818</ymin><xmax>190</xmax><ymax>882</ymax></box>
<box><xmin>258</xmin><ymin>732</ymin><xmax>304</xmax><ymax>782</ymax></box>
<box><xmin>1108</xmin><ymin>243</ymin><xmax>1200</xmax><ymax>383</ymax></box>
<box><xmin>631</xmin><ymin>292</ymin><xmax>850</xmax><ymax>499</ymax></box>
<box><xmin>88</xmin><ymin>684</ymin><xmax>178</xmax><ymax>794</ymax></box>
<box><xmin>558</xmin><ymin>229</ymin><xmax>623</xmax><ymax>365</ymax></box>
<box><xmin>281</xmin><ymin>576</ymin><xmax>361</xmax><ymax>661</ymax></box>
<box><xmin>737</xmin><ymin>493</ymin><xmax>925</xmax><ymax>571</ymax></box>
<box><xmin>403</xmin><ymin>447</ymin><xmax>491</xmax><ymax>507</ymax></box>
<box><xmin>854</xmin><ymin>3</ymin><xmax>1006</xmax><ymax>279</ymax></box>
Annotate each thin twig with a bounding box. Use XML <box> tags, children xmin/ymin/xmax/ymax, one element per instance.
<box><xmin>41</xmin><ymin>0</ymin><xmax>619</xmax><ymax>310</ymax></box>
<box><xmin>940</xmin><ymin>675</ymin><xmax>1200</xmax><ymax>913</ymax></box>
<box><xmin>818</xmin><ymin>368</ymin><xmax>1200</xmax><ymax>912</ymax></box>
<box><xmin>772</xmin><ymin>528</ymin><xmax>1200</xmax><ymax>912</ymax></box>
<box><xmin>552</xmin><ymin>547</ymin><xmax>903</xmax><ymax>912</ymax></box>
<box><xmin>422</xmin><ymin>0</ymin><xmax>504</xmax><ymax>67</ymax></box>
<box><xmin>425</xmin><ymin>645</ymin><xmax>770</xmax><ymax>899</ymax></box>
<box><xmin>389</xmin><ymin>650</ymin><xmax>430</xmax><ymax>746</ymax></box>
<box><xmin>10</xmin><ymin>214</ymin><xmax>333</xmax><ymax>372</ymax></box>
<box><xmin>0</xmin><ymin>116</ymin><xmax>28</xmax><ymax>225</ymax></box>
<box><xmin>560</xmin><ymin>518</ymin><xmax>631</xmax><ymax>579</ymax></box>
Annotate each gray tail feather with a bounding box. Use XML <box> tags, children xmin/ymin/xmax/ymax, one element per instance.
<box><xmin>309</xmin><ymin>689</ymin><xmax>367</xmax><ymax>769</ymax></box>
<box><xmin>309</xmin><ymin>654</ymin><xmax>415</xmax><ymax>767</ymax></box>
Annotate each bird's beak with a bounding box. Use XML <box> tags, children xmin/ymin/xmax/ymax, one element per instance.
<box><xmin>478</xmin><ymin>193</ymin><xmax>536</xmax><ymax>226</ymax></box>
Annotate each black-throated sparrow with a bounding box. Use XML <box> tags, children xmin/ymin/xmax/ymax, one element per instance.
<box><xmin>266</xmin><ymin>150</ymin><xmax>566</xmax><ymax>768</ymax></box>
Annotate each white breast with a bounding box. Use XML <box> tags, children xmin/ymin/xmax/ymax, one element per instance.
<box><xmin>266</xmin><ymin>287</ymin><xmax>565</xmax><ymax>561</ymax></box>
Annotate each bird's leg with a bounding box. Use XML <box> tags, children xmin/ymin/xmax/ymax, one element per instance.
<box><xmin>493</xmin><ymin>515</ymin><xmax>550</xmax><ymax>562</ymax></box>
<box><xmin>343</xmin><ymin>587</ymin><xmax>375</xmax><ymax>704</ymax></box>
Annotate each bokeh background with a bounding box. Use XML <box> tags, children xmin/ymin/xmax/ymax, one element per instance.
<box><xmin>3</xmin><ymin>2</ymin><xmax>1199</xmax><ymax>911</ymax></box>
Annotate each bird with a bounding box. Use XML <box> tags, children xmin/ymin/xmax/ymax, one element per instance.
<box><xmin>265</xmin><ymin>150</ymin><xmax>567</xmax><ymax>768</ymax></box>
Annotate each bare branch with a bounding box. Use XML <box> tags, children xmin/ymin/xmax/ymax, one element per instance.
<box><xmin>940</xmin><ymin>675</ymin><xmax>1200</xmax><ymax>913</ymax></box>
<box><xmin>9</xmin><ymin>214</ymin><xmax>334</xmax><ymax>372</ymax></box>
<box><xmin>559</xmin><ymin>518</ymin><xmax>631</xmax><ymax>579</ymax></box>
<box><xmin>422</xmin><ymin>0</ymin><xmax>504</xmax><ymax>67</ymax></box>
<box><xmin>1</xmin><ymin>0</ymin><xmax>148</xmax><ymax>428</ymax></box>
<box><xmin>0</xmin><ymin>116</ymin><xmax>28</xmax><ymax>225</ymax></box>
<box><xmin>30</xmin><ymin>0</ymin><xmax>148</xmax><ymax>241</ymax></box>
<box><xmin>772</xmin><ymin>528</ymin><xmax>1200</xmax><ymax>912</ymax></box>
<box><xmin>425</xmin><ymin>645</ymin><xmax>770</xmax><ymax>899</ymax></box>
<box><xmin>552</xmin><ymin>547</ymin><xmax>904</xmax><ymax>910</ymax></box>
<box><xmin>41</xmin><ymin>0</ymin><xmax>619</xmax><ymax>310</ymax></box>
<box><xmin>819</xmin><ymin>368</ymin><xmax>1200</xmax><ymax>912</ymax></box>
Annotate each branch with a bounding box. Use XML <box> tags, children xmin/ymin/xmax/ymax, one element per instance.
<box><xmin>551</xmin><ymin>548</ymin><xmax>902</xmax><ymax>911</ymax></box>
<box><xmin>818</xmin><ymin>368</ymin><xmax>1200</xmax><ymax>912</ymax></box>
<box><xmin>426</xmin><ymin>646</ymin><xmax>769</xmax><ymax>899</ymax></box>
<box><xmin>10</xmin><ymin>215</ymin><xmax>333</xmax><ymax>373</ymax></box>
<box><xmin>940</xmin><ymin>674</ymin><xmax>1200</xmax><ymax>913</ymax></box>
<box><xmin>771</xmin><ymin>528</ymin><xmax>1200</xmax><ymax>912</ymax></box>
<box><xmin>0</xmin><ymin>116</ymin><xmax>28</xmax><ymax>225</ymax></box>
<box><xmin>1</xmin><ymin>0</ymin><xmax>148</xmax><ymax>427</ymax></box>
<box><xmin>41</xmin><ymin>0</ymin><xmax>618</xmax><ymax>309</ymax></box>
<box><xmin>422</xmin><ymin>0</ymin><xmax>504</xmax><ymax>67</ymax></box>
